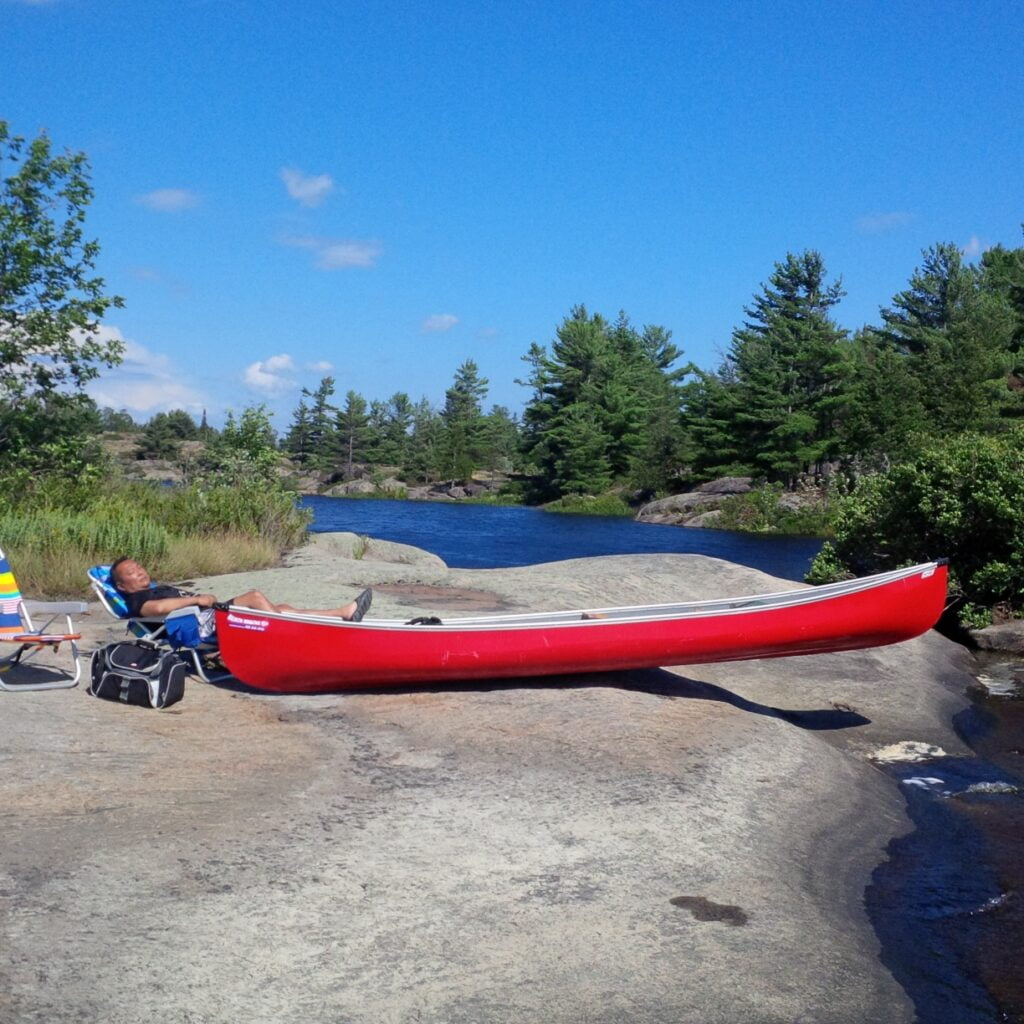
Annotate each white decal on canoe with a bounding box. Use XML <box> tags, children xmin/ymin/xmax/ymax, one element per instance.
<box><xmin>227</xmin><ymin>613</ymin><xmax>270</xmax><ymax>631</ymax></box>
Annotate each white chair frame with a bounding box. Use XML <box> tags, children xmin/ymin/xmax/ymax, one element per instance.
<box><xmin>0</xmin><ymin>598</ymin><xmax>88</xmax><ymax>691</ymax></box>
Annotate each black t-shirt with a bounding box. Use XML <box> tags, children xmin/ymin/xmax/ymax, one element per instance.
<box><xmin>122</xmin><ymin>584</ymin><xmax>192</xmax><ymax>618</ymax></box>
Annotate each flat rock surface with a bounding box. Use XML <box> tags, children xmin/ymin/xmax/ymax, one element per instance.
<box><xmin>1</xmin><ymin>535</ymin><xmax>978</xmax><ymax>1023</ymax></box>
<box><xmin>972</xmin><ymin>619</ymin><xmax>1024</xmax><ymax>654</ymax></box>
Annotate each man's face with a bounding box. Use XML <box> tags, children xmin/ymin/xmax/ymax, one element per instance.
<box><xmin>113</xmin><ymin>560</ymin><xmax>151</xmax><ymax>593</ymax></box>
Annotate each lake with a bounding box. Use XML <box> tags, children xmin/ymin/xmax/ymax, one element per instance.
<box><xmin>302</xmin><ymin>496</ymin><xmax>822</xmax><ymax>581</ymax></box>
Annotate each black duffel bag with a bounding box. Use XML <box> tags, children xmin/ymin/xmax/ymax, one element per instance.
<box><xmin>89</xmin><ymin>641</ymin><xmax>186</xmax><ymax>709</ymax></box>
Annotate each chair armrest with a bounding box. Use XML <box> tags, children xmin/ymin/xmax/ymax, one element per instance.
<box><xmin>22</xmin><ymin>600</ymin><xmax>88</xmax><ymax>615</ymax></box>
<box><xmin>165</xmin><ymin>605</ymin><xmax>203</xmax><ymax>620</ymax></box>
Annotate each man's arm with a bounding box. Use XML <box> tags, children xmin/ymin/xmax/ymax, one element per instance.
<box><xmin>138</xmin><ymin>593</ymin><xmax>217</xmax><ymax>617</ymax></box>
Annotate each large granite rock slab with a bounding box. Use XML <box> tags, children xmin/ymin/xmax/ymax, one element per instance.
<box><xmin>0</xmin><ymin>538</ymin><xmax>977</xmax><ymax>1023</ymax></box>
<box><xmin>636</xmin><ymin>477</ymin><xmax>752</xmax><ymax>527</ymax></box>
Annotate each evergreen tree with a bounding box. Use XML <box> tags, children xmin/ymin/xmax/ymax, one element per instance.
<box><xmin>303</xmin><ymin>376</ymin><xmax>338</xmax><ymax>468</ymax></box>
<box><xmin>721</xmin><ymin>251</ymin><xmax>850</xmax><ymax>486</ymax></box>
<box><xmin>872</xmin><ymin>242</ymin><xmax>1023</xmax><ymax>433</ymax></box>
<box><xmin>283</xmin><ymin>399</ymin><xmax>314</xmax><ymax>465</ymax></box>
<box><xmin>548</xmin><ymin>402</ymin><xmax>613</xmax><ymax>494</ymax></box>
<box><xmin>877</xmin><ymin>243</ymin><xmax>970</xmax><ymax>355</ymax></box>
<box><xmin>440</xmin><ymin>359</ymin><xmax>488</xmax><ymax>481</ymax></box>
<box><xmin>627</xmin><ymin>324</ymin><xmax>693</xmax><ymax>494</ymax></box>
<box><xmin>336</xmin><ymin>390</ymin><xmax>370</xmax><ymax>478</ymax></box>
<box><xmin>136</xmin><ymin>409</ymin><xmax>198</xmax><ymax>460</ymax></box>
<box><xmin>839</xmin><ymin>332</ymin><xmax>927</xmax><ymax>470</ymax></box>
<box><xmin>380</xmin><ymin>392</ymin><xmax>414</xmax><ymax>468</ymax></box>
<box><xmin>407</xmin><ymin>398</ymin><xmax>443</xmax><ymax>482</ymax></box>
<box><xmin>480</xmin><ymin>405</ymin><xmax>521</xmax><ymax>475</ymax></box>
<box><xmin>979</xmin><ymin>240</ymin><xmax>1024</xmax><ymax>417</ymax></box>
<box><xmin>197</xmin><ymin>409</ymin><xmax>216</xmax><ymax>441</ymax></box>
<box><xmin>684</xmin><ymin>366</ymin><xmax>747</xmax><ymax>479</ymax></box>
<box><xmin>520</xmin><ymin>307</ymin><xmax>686</xmax><ymax>497</ymax></box>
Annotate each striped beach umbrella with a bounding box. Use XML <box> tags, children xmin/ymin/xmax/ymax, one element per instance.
<box><xmin>0</xmin><ymin>547</ymin><xmax>27</xmax><ymax>638</ymax></box>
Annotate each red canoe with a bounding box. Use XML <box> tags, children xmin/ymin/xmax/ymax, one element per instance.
<box><xmin>213</xmin><ymin>560</ymin><xmax>949</xmax><ymax>693</ymax></box>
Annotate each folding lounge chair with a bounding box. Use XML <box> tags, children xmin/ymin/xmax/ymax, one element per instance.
<box><xmin>87</xmin><ymin>565</ymin><xmax>230</xmax><ymax>683</ymax></box>
<box><xmin>0</xmin><ymin>546</ymin><xmax>87</xmax><ymax>691</ymax></box>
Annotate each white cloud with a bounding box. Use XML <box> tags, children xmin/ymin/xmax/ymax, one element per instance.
<box><xmin>85</xmin><ymin>326</ymin><xmax>209</xmax><ymax>416</ymax></box>
<box><xmin>306</xmin><ymin>360</ymin><xmax>334</xmax><ymax>372</ymax></box>
<box><xmin>280</xmin><ymin>167</ymin><xmax>336</xmax><ymax>207</ymax></box>
<box><xmin>243</xmin><ymin>353</ymin><xmax>297</xmax><ymax>395</ymax></box>
<box><xmin>962</xmin><ymin>235</ymin><xmax>984</xmax><ymax>259</ymax></box>
<box><xmin>135</xmin><ymin>188</ymin><xmax>200</xmax><ymax>212</ymax></box>
<box><xmin>283</xmin><ymin>235</ymin><xmax>381</xmax><ymax>269</ymax></box>
<box><xmin>856</xmin><ymin>211</ymin><xmax>912</xmax><ymax>234</ymax></box>
<box><xmin>422</xmin><ymin>313</ymin><xmax>459</xmax><ymax>333</ymax></box>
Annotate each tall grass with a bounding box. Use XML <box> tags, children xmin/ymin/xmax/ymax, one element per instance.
<box><xmin>1</xmin><ymin>476</ymin><xmax>311</xmax><ymax>598</ymax></box>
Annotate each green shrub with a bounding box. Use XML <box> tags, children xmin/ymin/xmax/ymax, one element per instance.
<box><xmin>807</xmin><ymin>428</ymin><xmax>1024</xmax><ymax>619</ymax></box>
<box><xmin>714</xmin><ymin>484</ymin><xmax>833</xmax><ymax>536</ymax></box>
<box><xmin>544</xmin><ymin>494</ymin><xmax>634</xmax><ymax>517</ymax></box>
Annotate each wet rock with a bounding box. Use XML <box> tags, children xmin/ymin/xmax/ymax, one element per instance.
<box><xmin>971</xmin><ymin>620</ymin><xmax>1024</xmax><ymax>655</ymax></box>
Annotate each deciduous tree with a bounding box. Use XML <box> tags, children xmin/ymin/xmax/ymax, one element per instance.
<box><xmin>0</xmin><ymin>122</ymin><xmax>123</xmax><ymax>473</ymax></box>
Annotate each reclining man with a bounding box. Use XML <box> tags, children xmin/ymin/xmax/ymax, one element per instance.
<box><xmin>110</xmin><ymin>557</ymin><xmax>372</xmax><ymax>621</ymax></box>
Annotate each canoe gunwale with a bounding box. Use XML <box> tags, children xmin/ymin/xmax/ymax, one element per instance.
<box><xmin>218</xmin><ymin>560</ymin><xmax>946</xmax><ymax>633</ymax></box>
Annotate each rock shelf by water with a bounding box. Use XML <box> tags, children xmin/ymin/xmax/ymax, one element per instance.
<box><xmin>0</xmin><ymin>535</ymin><xmax>999</xmax><ymax>1023</ymax></box>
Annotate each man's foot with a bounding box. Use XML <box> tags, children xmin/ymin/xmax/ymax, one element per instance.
<box><xmin>349</xmin><ymin>588</ymin><xmax>373</xmax><ymax>622</ymax></box>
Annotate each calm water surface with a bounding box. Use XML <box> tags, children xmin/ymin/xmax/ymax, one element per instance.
<box><xmin>303</xmin><ymin>496</ymin><xmax>822</xmax><ymax>581</ymax></box>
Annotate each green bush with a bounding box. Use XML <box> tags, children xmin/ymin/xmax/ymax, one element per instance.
<box><xmin>807</xmin><ymin>428</ymin><xmax>1024</xmax><ymax>619</ymax></box>
<box><xmin>714</xmin><ymin>484</ymin><xmax>833</xmax><ymax>536</ymax></box>
<box><xmin>544</xmin><ymin>494</ymin><xmax>634</xmax><ymax>517</ymax></box>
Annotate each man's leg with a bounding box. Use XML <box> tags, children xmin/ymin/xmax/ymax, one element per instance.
<box><xmin>232</xmin><ymin>589</ymin><xmax>362</xmax><ymax>620</ymax></box>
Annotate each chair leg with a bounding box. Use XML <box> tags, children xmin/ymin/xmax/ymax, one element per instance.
<box><xmin>185</xmin><ymin>648</ymin><xmax>232</xmax><ymax>684</ymax></box>
<box><xmin>0</xmin><ymin>638</ymin><xmax>81</xmax><ymax>691</ymax></box>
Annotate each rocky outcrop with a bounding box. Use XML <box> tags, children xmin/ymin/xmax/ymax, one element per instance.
<box><xmin>322</xmin><ymin>477</ymin><xmax>407</xmax><ymax>497</ymax></box>
<box><xmin>5</xmin><ymin>542</ymin><xmax>979</xmax><ymax>1022</ymax></box>
<box><xmin>406</xmin><ymin>481</ymin><xmax>495</xmax><ymax>501</ymax></box>
<box><xmin>971</xmin><ymin>620</ymin><xmax>1024</xmax><ymax>654</ymax></box>
<box><xmin>635</xmin><ymin>476</ymin><xmax>752</xmax><ymax>526</ymax></box>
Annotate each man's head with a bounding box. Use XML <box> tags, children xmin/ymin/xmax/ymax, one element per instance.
<box><xmin>110</xmin><ymin>557</ymin><xmax>151</xmax><ymax>594</ymax></box>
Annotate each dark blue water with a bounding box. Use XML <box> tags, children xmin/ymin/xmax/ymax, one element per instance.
<box><xmin>302</xmin><ymin>496</ymin><xmax>822</xmax><ymax>581</ymax></box>
<box><xmin>866</xmin><ymin>750</ymin><xmax>1018</xmax><ymax>1024</ymax></box>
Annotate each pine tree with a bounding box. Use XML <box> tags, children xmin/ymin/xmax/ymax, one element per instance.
<box><xmin>440</xmin><ymin>359</ymin><xmax>489</xmax><ymax>482</ymax></box>
<box><xmin>336</xmin><ymin>390</ymin><xmax>370</xmax><ymax>479</ymax></box>
<box><xmin>283</xmin><ymin>399</ymin><xmax>314</xmax><ymax>465</ymax></box>
<box><xmin>723</xmin><ymin>251</ymin><xmax>850</xmax><ymax>486</ymax></box>
<box><xmin>872</xmin><ymin>242</ymin><xmax>1023</xmax><ymax>432</ymax></box>
<box><xmin>520</xmin><ymin>307</ymin><xmax>687</xmax><ymax>498</ymax></box>
<box><xmin>303</xmin><ymin>376</ymin><xmax>338</xmax><ymax>469</ymax></box>
<box><xmin>407</xmin><ymin>398</ymin><xmax>443</xmax><ymax>483</ymax></box>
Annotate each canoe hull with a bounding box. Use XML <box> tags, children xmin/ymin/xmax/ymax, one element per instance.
<box><xmin>214</xmin><ymin>561</ymin><xmax>949</xmax><ymax>693</ymax></box>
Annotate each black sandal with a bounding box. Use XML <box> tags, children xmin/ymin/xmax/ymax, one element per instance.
<box><xmin>350</xmin><ymin>588</ymin><xmax>373</xmax><ymax>622</ymax></box>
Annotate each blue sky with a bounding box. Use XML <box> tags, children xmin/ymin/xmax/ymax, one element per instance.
<box><xmin>4</xmin><ymin>0</ymin><xmax>1022</xmax><ymax>429</ymax></box>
